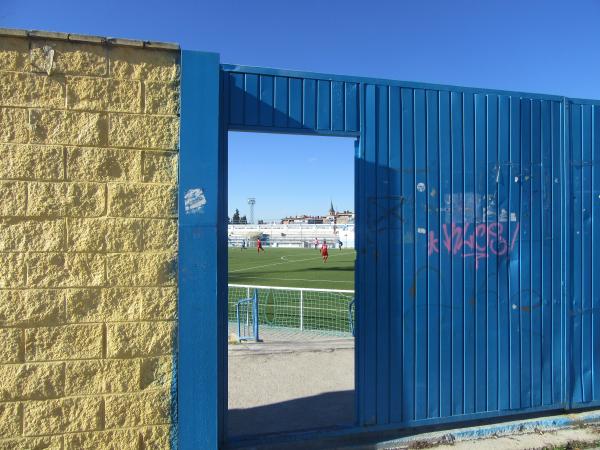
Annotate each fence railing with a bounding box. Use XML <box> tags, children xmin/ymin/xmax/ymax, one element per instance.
<box><xmin>228</xmin><ymin>284</ymin><xmax>355</xmax><ymax>335</ymax></box>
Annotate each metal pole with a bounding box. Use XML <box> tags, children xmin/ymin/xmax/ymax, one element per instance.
<box><xmin>300</xmin><ymin>289</ymin><xmax>304</xmax><ymax>331</ymax></box>
<box><xmin>253</xmin><ymin>289</ymin><xmax>260</xmax><ymax>342</ymax></box>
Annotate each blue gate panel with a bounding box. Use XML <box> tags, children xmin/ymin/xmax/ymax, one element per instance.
<box><xmin>359</xmin><ymin>84</ymin><xmax>565</xmax><ymax>426</ymax></box>
<box><xmin>568</xmin><ymin>100</ymin><xmax>600</xmax><ymax>408</ymax></box>
<box><xmin>222</xmin><ymin>67</ymin><xmax>360</xmax><ymax>135</ymax></box>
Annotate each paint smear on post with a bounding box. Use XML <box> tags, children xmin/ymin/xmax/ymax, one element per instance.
<box><xmin>184</xmin><ymin>188</ymin><xmax>207</xmax><ymax>214</ymax></box>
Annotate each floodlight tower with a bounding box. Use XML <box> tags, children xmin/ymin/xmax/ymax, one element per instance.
<box><xmin>247</xmin><ymin>198</ymin><xmax>256</xmax><ymax>224</ymax></box>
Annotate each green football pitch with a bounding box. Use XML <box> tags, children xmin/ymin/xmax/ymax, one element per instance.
<box><xmin>228</xmin><ymin>247</ymin><xmax>355</xmax><ymax>290</ymax></box>
<box><xmin>228</xmin><ymin>248</ymin><xmax>356</xmax><ymax>334</ymax></box>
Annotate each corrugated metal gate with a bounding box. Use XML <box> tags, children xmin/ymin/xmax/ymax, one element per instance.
<box><xmin>178</xmin><ymin>53</ymin><xmax>600</xmax><ymax>448</ymax></box>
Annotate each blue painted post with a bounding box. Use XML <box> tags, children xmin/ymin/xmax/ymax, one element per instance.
<box><xmin>253</xmin><ymin>289</ymin><xmax>260</xmax><ymax>342</ymax></box>
<box><xmin>178</xmin><ymin>50</ymin><xmax>223</xmax><ymax>450</ymax></box>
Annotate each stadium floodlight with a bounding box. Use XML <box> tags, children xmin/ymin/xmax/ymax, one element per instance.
<box><xmin>247</xmin><ymin>198</ymin><xmax>256</xmax><ymax>224</ymax></box>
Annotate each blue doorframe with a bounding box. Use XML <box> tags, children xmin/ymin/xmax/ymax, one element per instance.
<box><xmin>180</xmin><ymin>50</ymin><xmax>600</xmax><ymax>450</ymax></box>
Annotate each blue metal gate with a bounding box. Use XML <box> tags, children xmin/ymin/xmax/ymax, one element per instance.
<box><xmin>178</xmin><ymin>51</ymin><xmax>600</xmax><ymax>448</ymax></box>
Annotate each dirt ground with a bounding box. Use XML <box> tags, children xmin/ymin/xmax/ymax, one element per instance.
<box><xmin>227</xmin><ymin>333</ymin><xmax>355</xmax><ymax>438</ymax></box>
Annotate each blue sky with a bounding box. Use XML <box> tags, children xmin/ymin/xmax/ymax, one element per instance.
<box><xmin>4</xmin><ymin>0</ymin><xmax>600</xmax><ymax>219</ymax></box>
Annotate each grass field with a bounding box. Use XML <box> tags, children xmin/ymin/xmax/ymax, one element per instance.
<box><xmin>228</xmin><ymin>247</ymin><xmax>355</xmax><ymax>290</ymax></box>
<box><xmin>228</xmin><ymin>248</ymin><xmax>356</xmax><ymax>334</ymax></box>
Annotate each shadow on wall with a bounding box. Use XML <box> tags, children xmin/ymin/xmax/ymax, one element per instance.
<box><xmin>228</xmin><ymin>390</ymin><xmax>355</xmax><ymax>437</ymax></box>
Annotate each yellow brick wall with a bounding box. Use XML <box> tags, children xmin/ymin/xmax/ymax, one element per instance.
<box><xmin>0</xmin><ymin>34</ymin><xmax>179</xmax><ymax>449</ymax></box>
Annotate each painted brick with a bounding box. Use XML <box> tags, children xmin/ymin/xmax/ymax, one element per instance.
<box><xmin>0</xmin><ymin>362</ymin><xmax>64</xmax><ymax>401</ymax></box>
<box><xmin>143</xmin><ymin>218</ymin><xmax>177</xmax><ymax>251</ymax></box>
<box><xmin>105</xmin><ymin>389</ymin><xmax>170</xmax><ymax>428</ymax></box>
<box><xmin>141</xmin><ymin>356</ymin><xmax>173</xmax><ymax>390</ymax></box>
<box><xmin>66</xmin><ymin>147</ymin><xmax>141</xmax><ymax>182</ymax></box>
<box><xmin>142</xmin><ymin>151</ymin><xmax>177</xmax><ymax>183</ymax></box>
<box><xmin>23</xmin><ymin>396</ymin><xmax>103</xmax><ymax>435</ymax></box>
<box><xmin>25</xmin><ymin>324</ymin><xmax>103</xmax><ymax>361</ymax></box>
<box><xmin>108</xmin><ymin>183</ymin><xmax>176</xmax><ymax>217</ymax></box>
<box><xmin>0</xmin><ymin>328</ymin><xmax>23</xmax><ymax>363</ymax></box>
<box><xmin>66</xmin><ymin>77</ymin><xmax>141</xmax><ymax>113</ymax></box>
<box><xmin>0</xmin><ymin>253</ymin><xmax>26</xmax><ymax>288</ymax></box>
<box><xmin>0</xmin><ymin>144</ymin><xmax>64</xmax><ymax>180</ymax></box>
<box><xmin>0</xmin><ymin>218</ymin><xmax>65</xmax><ymax>252</ymax></box>
<box><xmin>66</xmin><ymin>288</ymin><xmax>138</xmax><ymax>322</ymax></box>
<box><xmin>0</xmin><ymin>290</ymin><xmax>64</xmax><ymax>327</ymax></box>
<box><xmin>106</xmin><ymin>253</ymin><xmax>176</xmax><ymax>286</ymax></box>
<box><xmin>65</xmin><ymin>359</ymin><xmax>140</xmax><ymax>395</ymax></box>
<box><xmin>29</xmin><ymin>109</ymin><xmax>107</xmax><ymax>146</ymax></box>
<box><xmin>67</xmin><ymin>218</ymin><xmax>143</xmax><ymax>252</ymax></box>
<box><xmin>0</xmin><ymin>37</ymin><xmax>29</xmax><ymax>72</ymax></box>
<box><xmin>109</xmin><ymin>46</ymin><xmax>179</xmax><ymax>81</ymax></box>
<box><xmin>138</xmin><ymin>287</ymin><xmax>177</xmax><ymax>321</ymax></box>
<box><xmin>144</xmin><ymin>81</ymin><xmax>179</xmax><ymax>114</ymax></box>
<box><xmin>109</xmin><ymin>113</ymin><xmax>179</xmax><ymax>150</ymax></box>
<box><xmin>27</xmin><ymin>182</ymin><xmax>106</xmax><ymax>217</ymax></box>
<box><xmin>0</xmin><ymin>72</ymin><xmax>65</xmax><ymax>108</ymax></box>
<box><xmin>0</xmin><ymin>181</ymin><xmax>26</xmax><ymax>216</ymax></box>
<box><xmin>26</xmin><ymin>253</ymin><xmax>105</xmax><ymax>287</ymax></box>
<box><xmin>0</xmin><ymin>402</ymin><xmax>21</xmax><ymax>438</ymax></box>
<box><xmin>107</xmin><ymin>321</ymin><xmax>175</xmax><ymax>358</ymax></box>
<box><xmin>30</xmin><ymin>40</ymin><xmax>107</xmax><ymax>76</ymax></box>
<box><xmin>0</xmin><ymin>107</ymin><xmax>29</xmax><ymax>143</ymax></box>
<box><xmin>140</xmin><ymin>425</ymin><xmax>170</xmax><ymax>450</ymax></box>
<box><xmin>65</xmin><ymin>429</ymin><xmax>139</xmax><ymax>450</ymax></box>
<box><xmin>0</xmin><ymin>437</ymin><xmax>62</xmax><ymax>450</ymax></box>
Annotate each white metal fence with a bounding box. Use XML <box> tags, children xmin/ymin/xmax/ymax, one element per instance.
<box><xmin>228</xmin><ymin>284</ymin><xmax>355</xmax><ymax>335</ymax></box>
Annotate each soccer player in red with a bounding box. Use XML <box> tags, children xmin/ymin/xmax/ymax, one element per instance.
<box><xmin>256</xmin><ymin>238</ymin><xmax>264</xmax><ymax>253</ymax></box>
<box><xmin>321</xmin><ymin>240</ymin><xmax>329</xmax><ymax>263</ymax></box>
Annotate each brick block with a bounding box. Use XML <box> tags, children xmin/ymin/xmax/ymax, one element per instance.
<box><xmin>65</xmin><ymin>429</ymin><xmax>139</xmax><ymax>450</ymax></box>
<box><xmin>109</xmin><ymin>114</ymin><xmax>179</xmax><ymax>150</ymax></box>
<box><xmin>140</xmin><ymin>426</ymin><xmax>170</xmax><ymax>450</ymax></box>
<box><xmin>0</xmin><ymin>362</ymin><xmax>64</xmax><ymax>401</ymax></box>
<box><xmin>0</xmin><ymin>219</ymin><xmax>65</xmax><ymax>252</ymax></box>
<box><xmin>0</xmin><ymin>72</ymin><xmax>64</xmax><ymax>108</ymax></box>
<box><xmin>105</xmin><ymin>389</ymin><xmax>171</xmax><ymax>428</ymax></box>
<box><xmin>0</xmin><ymin>144</ymin><xmax>64</xmax><ymax>180</ymax></box>
<box><xmin>23</xmin><ymin>396</ymin><xmax>103</xmax><ymax>435</ymax></box>
<box><xmin>66</xmin><ymin>288</ymin><xmax>138</xmax><ymax>322</ymax></box>
<box><xmin>29</xmin><ymin>110</ymin><xmax>107</xmax><ymax>146</ymax></box>
<box><xmin>109</xmin><ymin>46</ymin><xmax>179</xmax><ymax>81</ymax></box>
<box><xmin>67</xmin><ymin>218</ymin><xmax>143</xmax><ymax>252</ymax></box>
<box><xmin>0</xmin><ymin>328</ymin><xmax>23</xmax><ymax>363</ymax></box>
<box><xmin>106</xmin><ymin>253</ymin><xmax>176</xmax><ymax>286</ymax></box>
<box><xmin>143</xmin><ymin>219</ymin><xmax>177</xmax><ymax>251</ymax></box>
<box><xmin>0</xmin><ymin>402</ymin><xmax>21</xmax><ymax>438</ymax></box>
<box><xmin>141</xmin><ymin>356</ymin><xmax>173</xmax><ymax>390</ymax></box>
<box><xmin>27</xmin><ymin>182</ymin><xmax>105</xmax><ymax>217</ymax></box>
<box><xmin>144</xmin><ymin>81</ymin><xmax>179</xmax><ymax>114</ymax></box>
<box><xmin>107</xmin><ymin>321</ymin><xmax>175</xmax><ymax>358</ymax></box>
<box><xmin>26</xmin><ymin>253</ymin><xmax>105</xmax><ymax>287</ymax></box>
<box><xmin>0</xmin><ymin>290</ymin><xmax>64</xmax><ymax>327</ymax></box>
<box><xmin>65</xmin><ymin>359</ymin><xmax>140</xmax><ymax>395</ymax></box>
<box><xmin>138</xmin><ymin>287</ymin><xmax>177</xmax><ymax>321</ymax></box>
<box><xmin>30</xmin><ymin>40</ymin><xmax>107</xmax><ymax>76</ymax></box>
<box><xmin>108</xmin><ymin>184</ymin><xmax>176</xmax><ymax>218</ymax></box>
<box><xmin>66</xmin><ymin>77</ymin><xmax>141</xmax><ymax>113</ymax></box>
<box><xmin>0</xmin><ymin>107</ymin><xmax>28</xmax><ymax>143</ymax></box>
<box><xmin>66</xmin><ymin>147</ymin><xmax>141</xmax><ymax>182</ymax></box>
<box><xmin>142</xmin><ymin>151</ymin><xmax>177</xmax><ymax>183</ymax></box>
<box><xmin>25</xmin><ymin>324</ymin><xmax>103</xmax><ymax>361</ymax></box>
<box><xmin>0</xmin><ymin>437</ymin><xmax>62</xmax><ymax>450</ymax></box>
<box><xmin>0</xmin><ymin>37</ymin><xmax>29</xmax><ymax>72</ymax></box>
<box><xmin>0</xmin><ymin>253</ymin><xmax>26</xmax><ymax>288</ymax></box>
<box><xmin>0</xmin><ymin>181</ymin><xmax>26</xmax><ymax>216</ymax></box>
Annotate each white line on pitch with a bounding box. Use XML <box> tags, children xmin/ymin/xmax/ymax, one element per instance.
<box><xmin>231</xmin><ymin>275</ymin><xmax>354</xmax><ymax>284</ymax></box>
<box><xmin>228</xmin><ymin>255</ymin><xmax>322</xmax><ymax>273</ymax></box>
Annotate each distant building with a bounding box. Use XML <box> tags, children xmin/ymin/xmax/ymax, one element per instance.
<box><xmin>281</xmin><ymin>202</ymin><xmax>354</xmax><ymax>225</ymax></box>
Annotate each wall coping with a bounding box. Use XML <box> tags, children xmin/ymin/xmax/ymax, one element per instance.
<box><xmin>0</xmin><ymin>27</ymin><xmax>180</xmax><ymax>50</ymax></box>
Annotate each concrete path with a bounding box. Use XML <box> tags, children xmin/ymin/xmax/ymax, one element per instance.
<box><xmin>228</xmin><ymin>335</ymin><xmax>355</xmax><ymax>438</ymax></box>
